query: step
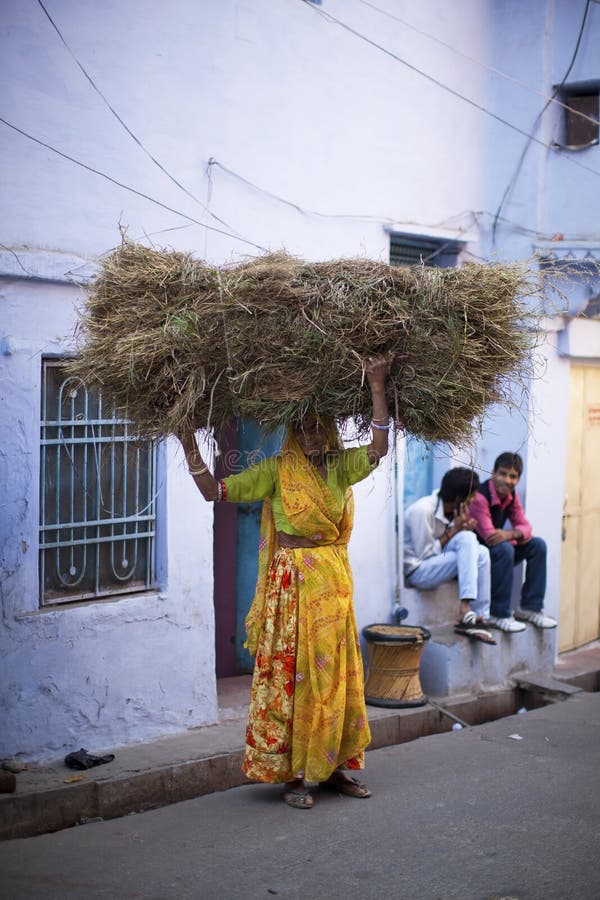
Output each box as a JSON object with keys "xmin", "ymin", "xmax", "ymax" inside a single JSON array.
[
  {"xmin": 401, "ymin": 582, "xmax": 461, "ymax": 627},
  {"xmin": 419, "ymin": 624, "xmax": 557, "ymax": 697}
]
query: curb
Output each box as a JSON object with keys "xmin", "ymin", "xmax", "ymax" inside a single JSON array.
[{"xmin": 0, "ymin": 687, "xmax": 534, "ymax": 841}]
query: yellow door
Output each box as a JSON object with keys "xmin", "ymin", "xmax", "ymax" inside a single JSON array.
[{"xmin": 559, "ymin": 364, "xmax": 600, "ymax": 651}]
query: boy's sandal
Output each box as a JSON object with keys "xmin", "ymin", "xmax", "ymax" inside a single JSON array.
[
  {"xmin": 459, "ymin": 610, "xmax": 484, "ymax": 627},
  {"xmin": 321, "ymin": 773, "xmax": 372, "ymax": 798},
  {"xmin": 282, "ymin": 786, "xmax": 314, "ymax": 809}
]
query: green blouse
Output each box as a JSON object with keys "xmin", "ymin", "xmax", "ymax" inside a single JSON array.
[{"xmin": 222, "ymin": 446, "xmax": 376, "ymax": 535}]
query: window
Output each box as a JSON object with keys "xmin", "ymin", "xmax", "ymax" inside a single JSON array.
[
  {"xmin": 390, "ymin": 233, "xmax": 462, "ymax": 269},
  {"xmin": 39, "ymin": 361, "xmax": 157, "ymax": 605},
  {"xmin": 558, "ymin": 83, "xmax": 599, "ymax": 150}
]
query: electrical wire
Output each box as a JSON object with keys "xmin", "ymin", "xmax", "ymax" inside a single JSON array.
[
  {"xmin": 35, "ymin": 0, "xmax": 247, "ymax": 242},
  {"xmin": 7, "ymin": 2, "xmax": 594, "ymax": 257},
  {"xmin": 298, "ymin": 0, "xmax": 600, "ymax": 182},
  {"xmin": 359, "ymin": 0, "xmax": 599, "ymax": 129},
  {"xmin": 211, "ymin": 158, "xmax": 582, "ymax": 240},
  {"xmin": 0, "ymin": 116, "xmax": 267, "ymax": 252},
  {"xmin": 0, "ymin": 242, "xmax": 31, "ymax": 275},
  {"xmin": 491, "ymin": 0, "xmax": 593, "ymax": 243},
  {"xmin": 2, "ymin": 110, "xmax": 586, "ymax": 264},
  {"xmin": 210, "ymin": 158, "xmax": 396, "ymax": 221}
]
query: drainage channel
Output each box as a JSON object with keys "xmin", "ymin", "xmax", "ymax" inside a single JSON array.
[
  {"xmin": 366, "ymin": 681, "xmax": 553, "ymax": 753},
  {"xmin": 367, "ymin": 669, "xmax": 599, "ymax": 755}
]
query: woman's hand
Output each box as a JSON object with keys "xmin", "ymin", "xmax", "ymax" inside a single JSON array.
[
  {"xmin": 365, "ymin": 354, "xmax": 392, "ymax": 389},
  {"xmin": 365, "ymin": 353, "xmax": 392, "ymax": 462}
]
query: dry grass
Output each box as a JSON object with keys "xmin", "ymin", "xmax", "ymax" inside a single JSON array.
[{"xmin": 69, "ymin": 241, "xmax": 537, "ymax": 443}]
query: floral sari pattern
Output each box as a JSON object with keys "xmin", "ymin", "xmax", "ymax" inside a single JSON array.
[{"xmin": 242, "ymin": 431, "xmax": 371, "ymax": 784}]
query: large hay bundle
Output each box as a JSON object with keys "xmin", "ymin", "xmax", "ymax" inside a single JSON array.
[{"xmin": 70, "ymin": 242, "xmax": 535, "ymax": 443}]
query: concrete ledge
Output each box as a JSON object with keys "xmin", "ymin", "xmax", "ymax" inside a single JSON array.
[
  {"xmin": 420, "ymin": 624, "xmax": 556, "ymax": 696},
  {"xmin": 0, "ymin": 248, "xmax": 96, "ymax": 283},
  {"xmin": 514, "ymin": 672, "xmax": 583, "ymax": 699},
  {"xmin": 401, "ymin": 582, "xmax": 460, "ymax": 627},
  {"xmin": 0, "ymin": 750, "xmax": 249, "ymax": 842}
]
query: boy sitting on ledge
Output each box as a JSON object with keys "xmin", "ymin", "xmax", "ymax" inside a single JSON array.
[
  {"xmin": 469, "ymin": 452, "xmax": 556, "ymax": 633},
  {"xmin": 404, "ymin": 468, "xmax": 494, "ymax": 645}
]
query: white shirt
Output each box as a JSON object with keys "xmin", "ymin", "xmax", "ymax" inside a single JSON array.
[{"xmin": 403, "ymin": 489, "xmax": 451, "ymax": 576}]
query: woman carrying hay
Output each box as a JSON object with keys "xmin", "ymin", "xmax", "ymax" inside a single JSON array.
[{"xmin": 180, "ymin": 355, "xmax": 391, "ymax": 809}]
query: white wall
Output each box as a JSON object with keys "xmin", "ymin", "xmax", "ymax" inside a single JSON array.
[
  {"xmin": 0, "ymin": 0, "xmax": 489, "ymax": 264},
  {"xmin": 0, "ymin": 275, "xmax": 217, "ymax": 761}
]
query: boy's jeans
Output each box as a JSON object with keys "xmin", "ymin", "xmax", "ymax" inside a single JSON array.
[
  {"xmin": 489, "ymin": 537, "xmax": 547, "ymax": 618},
  {"xmin": 407, "ymin": 530, "xmax": 491, "ymax": 620}
]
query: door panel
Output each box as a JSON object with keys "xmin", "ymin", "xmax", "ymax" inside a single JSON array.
[
  {"xmin": 560, "ymin": 365, "xmax": 600, "ymax": 651},
  {"xmin": 235, "ymin": 420, "xmax": 283, "ymax": 673}
]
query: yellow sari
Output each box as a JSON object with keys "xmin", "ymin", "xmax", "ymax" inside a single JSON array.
[{"xmin": 241, "ymin": 431, "xmax": 372, "ymax": 784}]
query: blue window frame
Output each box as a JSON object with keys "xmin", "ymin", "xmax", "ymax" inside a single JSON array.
[{"xmin": 39, "ymin": 360, "xmax": 157, "ymax": 605}]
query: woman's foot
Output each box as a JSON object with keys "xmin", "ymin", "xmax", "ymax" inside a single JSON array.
[
  {"xmin": 282, "ymin": 780, "xmax": 314, "ymax": 809},
  {"xmin": 320, "ymin": 770, "xmax": 372, "ymax": 798}
]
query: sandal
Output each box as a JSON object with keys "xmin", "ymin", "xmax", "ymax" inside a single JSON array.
[
  {"xmin": 64, "ymin": 748, "xmax": 115, "ymax": 770},
  {"xmin": 459, "ymin": 610, "xmax": 485, "ymax": 627},
  {"xmin": 282, "ymin": 785, "xmax": 314, "ymax": 809},
  {"xmin": 454, "ymin": 623, "xmax": 496, "ymax": 644},
  {"xmin": 321, "ymin": 772, "xmax": 372, "ymax": 798}
]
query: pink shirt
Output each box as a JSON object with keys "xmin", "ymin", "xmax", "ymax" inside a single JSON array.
[{"xmin": 469, "ymin": 480, "xmax": 532, "ymax": 543}]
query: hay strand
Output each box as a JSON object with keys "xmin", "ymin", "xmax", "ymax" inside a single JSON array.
[{"xmin": 69, "ymin": 242, "xmax": 536, "ymax": 443}]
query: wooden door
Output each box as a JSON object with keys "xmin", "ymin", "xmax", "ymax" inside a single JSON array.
[
  {"xmin": 559, "ymin": 365, "xmax": 600, "ymax": 651},
  {"xmin": 214, "ymin": 420, "xmax": 283, "ymax": 675}
]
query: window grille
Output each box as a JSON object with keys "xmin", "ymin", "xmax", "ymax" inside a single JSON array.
[
  {"xmin": 39, "ymin": 361, "xmax": 156, "ymax": 605},
  {"xmin": 389, "ymin": 233, "xmax": 461, "ymax": 268}
]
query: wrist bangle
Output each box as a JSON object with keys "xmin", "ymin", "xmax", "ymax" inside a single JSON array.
[{"xmin": 371, "ymin": 420, "xmax": 390, "ymax": 430}]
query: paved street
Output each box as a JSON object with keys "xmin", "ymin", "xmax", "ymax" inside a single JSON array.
[{"xmin": 1, "ymin": 692, "xmax": 599, "ymax": 900}]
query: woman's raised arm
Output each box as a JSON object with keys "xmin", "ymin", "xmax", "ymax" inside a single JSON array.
[
  {"xmin": 365, "ymin": 354, "xmax": 392, "ymax": 463},
  {"xmin": 179, "ymin": 430, "xmax": 219, "ymax": 501}
]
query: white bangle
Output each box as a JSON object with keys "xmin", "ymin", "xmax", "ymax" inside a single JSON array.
[{"xmin": 371, "ymin": 420, "xmax": 390, "ymax": 430}]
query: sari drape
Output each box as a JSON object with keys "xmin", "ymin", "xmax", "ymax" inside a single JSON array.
[{"xmin": 242, "ymin": 431, "xmax": 371, "ymax": 784}]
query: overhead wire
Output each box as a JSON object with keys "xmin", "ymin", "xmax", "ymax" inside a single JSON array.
[
  {"xmin": 211, "ymin": 158, "xmax": 426, "ymax": 223},
  {"xmin": 34, "ymin": 0, "xmax": 247, "ymax": 241},
  {"xmin": 298, "ymin": 0, "xmax": 600, "ymax": 182},
  {"xmin": 0, "ymin": 242, "xmax": 32, "ymax": 275},
  {"xmin": 0, "ymin": 116, "xmax": 267, "ymax": 252},
  {"xmin": 6, "ymin": 2, "xmax": 593, "ymax": 258},
  {"xmin": 359, "ymin": 0, "xmax": 599, "ymax": 129},
  {"xmin": 2, "ymin": 106, "xmax": 554, "ymax": 262},
  {"xmin": 210, "ymin": 158, "xmax": 579, "ymax": 240},
  {"xmin": 491, "ymin": 0, "xmax": 593, "ymax": 243}
]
